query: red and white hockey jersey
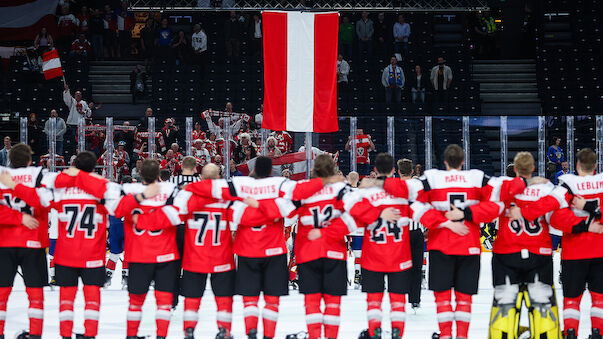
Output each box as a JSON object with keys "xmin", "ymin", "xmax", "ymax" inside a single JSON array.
[
  {"xmin": 294, "ymin": 182, "xmax": 358, "ymax": 264},
  {"xmin": 352, "ymin": 134, "xmax": 372, "ymax": 165},
  {"xmin": 347, "ymin": 186, "xmax": 416, "ymax": 272},
  {"xmin": 0, "ymin": 166, "xmax": 50, "ymax": 249},
  {"xmin": 521, "ymin": 173, "xmax": 603, "ymax": 260},
  {"xmin": 185, "ymin": 176, "xmax": 325, "ymax": 258},
  {"xmin": 272, "ymin": 131, "xmax": 293, "ymax": 154},
  {"xmin": 384, "ymin": 169, "xmax": 493, "ymax": 256}
]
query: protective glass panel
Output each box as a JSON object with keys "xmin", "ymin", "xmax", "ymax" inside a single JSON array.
[{"xmin": 507, "ymin": 116, "xmax": 540, "ymax": 176}]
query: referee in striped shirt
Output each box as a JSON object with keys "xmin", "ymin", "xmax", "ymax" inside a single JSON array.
[
  {"xmin": 169, "ymin": 156, "xmax": 201, "ymax": 188},
  {"xmin": 397, "ymin": 158, "xmax": 425, "ymax": 310}
]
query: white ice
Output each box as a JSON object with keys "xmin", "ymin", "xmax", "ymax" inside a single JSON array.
[{"xmin": 3, "ymin": 252, "xmax": 596, "ymax": 338}]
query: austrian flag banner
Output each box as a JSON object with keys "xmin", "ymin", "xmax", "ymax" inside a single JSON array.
[
  {"xmin": 262, "ymin": 11, "xmax": 339, "ymax": 133},
  {"xmin": 42, "ymin": 50, "xmax": 63, "ymax": 80}
]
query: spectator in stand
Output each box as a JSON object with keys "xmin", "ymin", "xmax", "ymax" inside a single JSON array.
[
  {"xmin": 138, "ymin": 107, "xmax": 153, "ymax": 131},
  {"xmin": 193, "ymin": 139, "xmax": 211, "ymax": 165},
  {"xmin": 131, "ymin": 158, "xmax": 143, "ymax": 181},
  {"xmin": 161, "ymin": 118, "xmax": 180, "ymax": 148},
  {"xmin": 172, "ymin": 30, "xmax": 191, "ymax": 65},
  {"xmin": 70, "ymin": 33, "xmax": 91, "ymax": 58},
  {"xmin": 76, "ymin": 5, "xmax": 90, "ymax": 35},
  {"xmin": 430, "ymin": 56, "xmax": 453, "ymax": 104},
  {"xmin": 155, "ymin": 18, "xmax": 172, "ymax": 61},
  {"xmin": 170, "ymin": 143, "xmax": 184, "ymax": 162},
  {"xmin": 114, "ymin": 1, "xmax": 134, "ymax": 58},
  {"xmin": 344, "ymin": 129, "xmax": 375, "ymax": 175},
  {"xmin": 43, "ymin": 109, "xmax": 67, "ymax": 156},
  {"xmin": 337, "ymin": 54, "xmax": 350, "ymax": 103},
  {"xmin": 57, "ymin": 4, "xmax": 78, "ymax": 52},
  {"xmin": 0, "ymin": 137, "xmax": 11, "ymax": 166},
  {"xmin": 191, "ymin": 23, "xmax": 207, "ymax": 74},
  {"xmin": 414, "ymin": 163, "xmax": 423, "ymax": 177},
  {"xmin": 213, "ymin": 154, "xmax": 224, "ymax": 174},
  {"xmin": 160, "ymin": 150, "xmax": 181, "ymax": 176},
  {"xmin": 381, "ymin": 56, "xmax": 405, "ymax": 104},
  {"xmin": 130, "ymin": 64, "xmax": 148, "ymax": 104},
  {"xmin": 102, "ymin": 5, "xmax": 117, "ymax": 58},
  {"xmin": 553, "ymin": 161, "xmax": 569, "ymax": 185},
  {"xmin": 254, "ymin": 104, "xmax": 263, "ymax": 129},
  {"xmin": 266, "ymin": 136, "xmax": 282, "ymax": 158},
  {"xmin": 356, "ymin": 11, "xmax": 374, "ymax": 60},
  {"xmin": 33, "ymin": 27, "xmax": 54, "ymax": 54},
  {"xmin": 338, "ymin": 16, "xmax": 354, "ymax": 60},
  {"xmin": 224, "ymin": 11, "xmax": 241, "ymax": 59},
  {"xmin": 409, "ymin": 65, "xmax": 429, "ymax": 103},
  {"xmin": 89, "ymin": 8, "xmax": 104, "ymax": 60},
  {"xmin": 230, "ymin": 159, "xmax": 243, "ymax": 176},
  {"xmin": 393, "ymin": 14, "xmax": 411, "ymax": 59},
  {"xmin": 234, "ymin": 133, "xmax": 257, "ymax": 164},
  {"xmin": 140, "ymin": 18, "xmax": 156, "ymax": 68},
  {"xmin": 547, "ymin": 136, "xmax": 565, "ymax": 172},
  {"xmin": 63, "ymin": 82, "xmax": 92, "ymax": 154},
  {"xmin": 192, "ymin": 121, "xmax": 206, "ymax": 141},
  {"xmin": 115, "ymin": 121, "xmax": 135, "ymax": 154},
  {"xmin": 28, "ymin": 113, "xmax": 43, "ymax": 162},
  {"xmin": 116, "ymin": 141, "xmax": 130, "ymax": 166},
  {"xmin": 271, "ymin": 130, "xmax": 292, "ymax": 154},
  {"xmin": 250, "ymin": 14, "xmax": 262, "ymax": 57},
  {"xmin": 373, "ymin": 12, "xmax": 390, "ymax": 62}
]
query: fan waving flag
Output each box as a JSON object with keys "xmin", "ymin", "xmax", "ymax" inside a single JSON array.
[
  {"xmin": 262, "ymin": 11, "xmax": 339, "ymax": 133},
  {"xmin": 42, "ymin": 49, "xmax": 63, "ymax": 80}
]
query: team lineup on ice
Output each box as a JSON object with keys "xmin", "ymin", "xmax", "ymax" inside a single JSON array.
[{"xmin": 1, "ymin": 143, "xmax": 603, "ymax": 339}]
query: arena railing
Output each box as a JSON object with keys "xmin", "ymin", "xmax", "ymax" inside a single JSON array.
[{"xmin": 25, "ymin": 115, "xmax": 603, "ymax": 180}]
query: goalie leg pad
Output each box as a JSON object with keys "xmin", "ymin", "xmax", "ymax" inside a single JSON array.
[
  {"xmin": 488, "ymin": 282, "xmax": 520, "ymax": 339},
  {"xmin": 526, "ymin": 280, "xmax": 561, "ymax": 339}
]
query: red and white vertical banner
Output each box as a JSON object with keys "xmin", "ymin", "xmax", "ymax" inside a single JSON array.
[
  {"xmin": 262, "ymin": 11, "xmax": 339, "ymax": 133},
  {"xmin": 0, "ymin": 0, "xmax": 59, "ymax": 41}
]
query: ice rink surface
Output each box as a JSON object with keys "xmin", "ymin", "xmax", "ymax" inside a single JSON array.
[{"xmin": 3, "ymin": 252, "xmax": 596, "ymax": 338}]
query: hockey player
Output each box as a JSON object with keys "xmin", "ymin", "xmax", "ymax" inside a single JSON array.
[
  {"xmin": 347, "ymin": 153, "xmax": 422, "ymax": 339},
  {"xmin": 366, "ymin": 144, "xmax": 515, "ymax": 339},
  {"xmin": 444, "ymin": 152, "xmax": 561, "ymax": 338},
  {"xmin": 510, "ymin": 148, "xmax": 603, "ymax": 339},
  {"xmin": 0, "ymin": 143, "xmax": 52, "ymax": 339},
  {"xmin": 0, "ymin": 151, "xmax": 159, "ymax": 339},
  {"xmin": 346, "ymin": 171, "xmax": 364, "ymax": 289},
  {"xmin": 185, "ymin": 156, "xmax": 343, "ymax": 339}
]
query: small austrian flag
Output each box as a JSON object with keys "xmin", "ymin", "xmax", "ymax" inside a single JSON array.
[{"xmin": 42, "ymin": 49, "xmax": 63, "ymax": 80}]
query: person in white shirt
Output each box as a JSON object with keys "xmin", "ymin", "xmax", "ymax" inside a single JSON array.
[
  {"xmin": 191, "ymin": 23, "xmax": 207, "ymax": 72},
  {"xmin": 43, "ymin": 109, "xmax": 67, "ymax": 156},
  {"xmin": 203, "ymin": 102, "xmax": 242, "ymax": 138},
  {"xmin": 63, "ymin": 83, "xmax": 91, "ymax": 154},
  {"xmin": 251, "ymin": 14, "xmax": 262, "ymax": 56},
  {"xmin": 381, "ymin": 56, "xmax": 405, "ymax": 104},
  {"xmin": 430, "ymin": 56, "xmax": 453, "ymax": 104},
  {"xmin": 337, "ymin": 54, "xmax": 350, "ymax": 104}
]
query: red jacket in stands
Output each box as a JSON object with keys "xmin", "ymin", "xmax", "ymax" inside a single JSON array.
[
  {"xmin": 272, "ymin": 131, "xmax": 292, "ymax": 154},
  {"xmin": 0, "ymin": 166, "xmax": 50, "ymax": 248},
  {"xmin": 13, "ymin": 172, "xmax": 128, "ymax": 268},
  {"xmin": 347, "ymin": 186, "xmax": 415, "ymax": 272},
  {"xmin": 384, "ymin": 169, "xmax": 493, "ymax": 256},
  {"xmin": 173, "ymin": 191, "xmax": 295, "ymax": 273},
  {"xmin": 294, "ymin": 182, "xmax": 358, "ymax": 264},
  {"xmin": 521, "ymin": 173, "xmax": 603, "ymax": 260},
  {"xmin": 185, "ymin": 176, "xmax": 325, "ymax": 258},
  {"xmin": 352, "ymin": 134, "xmax": 372, "ymax": 165}
]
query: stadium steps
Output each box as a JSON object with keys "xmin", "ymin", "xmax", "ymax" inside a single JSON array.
[
  {"xmin": 89, "ymin": 60, "xmax": 151, "ymax": 104},
  {"xmin": 472, "ymin": 59, "xmax": 541, "ymax": 106}
]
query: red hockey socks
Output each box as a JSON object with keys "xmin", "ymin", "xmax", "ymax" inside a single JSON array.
[
  {"xmin": 127, "ymin": 293, "xmax": 147, "ymax": 337},
  {"xmin": 215, "ymin": 296, "xmax": 233, "ymax": 333},
  {"xmin": 83, "ymin": 285, "xmax": 101, "ymax": 337},
  {"xmin": 323, "ymin": 294, "xmax": 341, "ymax": 339},
  {"xmin": 263, "ymin": 295, "xmax": 279, "ymax": 338},
  {"xmin": 454, "ymin": 291, "xmax": 472, "ymax": 338},
  {"xmin": 0, "ymin": 287, "xmax": 12, "ymax": 335},
  {"xmin": 242, "ymin": 295, "xmax": 260, "ymax": 335},
  {"xmin": 183, "ymin": 297, "xmax": 201, "ymax": 332},
  {"xmin": 564, "ymin": 294, "xmax": 583, "ymax": 336},
  {"xmin": 366, "ymin": 292, "xmax": 383, "ymax": 336},
  {"xmin": 592, "ymin": 292, "xmax": 603, "ymax": 332},
  {"xmin": 59, "ymin": 286, "xmax": 77, "ymax": 337},
  {"xmin": 304, "ymin": 293, "xmax": 322, "ymax": 339},
  {"xmin": 434, "ymin": 290, "xmax": 453, "ymax": 339},
  {"xmin": 155, "ymin": 290, "xmax": 173, "ymax": 337},
  {"xmin": 26, "ymin": 287, "xmax": 44, "ymax": 336},
  {"xmin": 389, "ymin": 293, "xmax": 406, "ymax": 336}
]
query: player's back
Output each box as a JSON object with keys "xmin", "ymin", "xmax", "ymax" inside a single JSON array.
[
  {"xmin": 357, "ymin": 186, "xmax": 413, "ymax": 272},
  {"xmin": 417, "ymin": 168, "xmax": 487, "ymax": 255},
  {"xmin": 295, "ymin": 181, "xmax": 352, "ymax": 263},
  {"xmin": 121, "ymin": 181, "xmax": 180, "ymax": 263},
  {"xmin": 556, "ymin": 173, "xmax": 603, "ymax": 259},
  {"xmin": 0, "ymin": 166, "xmax": 49, "ymax": 248},
  {"xmin": 492, "ymin": 178, "xmax": 555, "ymax": 255}
]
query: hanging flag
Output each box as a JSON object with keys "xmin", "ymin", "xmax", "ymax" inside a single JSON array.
[
  {"xmin": 42, "ymin": 49, "xmax": 63, "ymax": 80},
  {"xmin": 262, "ymin": 11, "xmax": 339, "ymax": 133},
  {"xmin": 0, "ymin": 0, "xmax": 59, "ymax": 41},
  {"xmin": 237, "ymin": 149, "xmax": 340, "ymax": 180}
]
